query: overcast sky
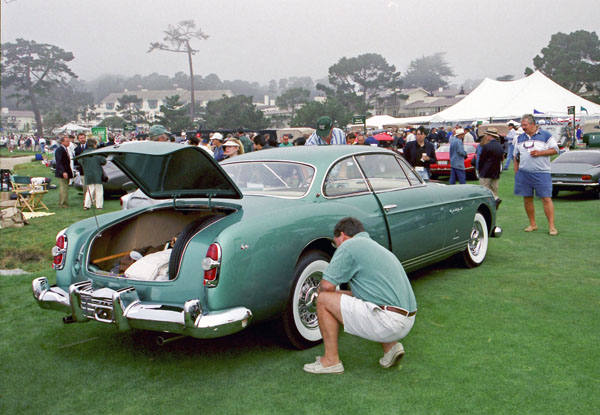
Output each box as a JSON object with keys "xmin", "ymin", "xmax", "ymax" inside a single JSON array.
[{"xmin": 2, "ymin": 0, "xmax": 599, "ymax": 87}]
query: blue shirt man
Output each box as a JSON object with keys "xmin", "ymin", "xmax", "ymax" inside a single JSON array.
[
  {"xmin": 449, "ymin": 128, "xmax": 467, "ymax": 184},
  {"xmin": 305, "ymin": 116, "xmax": 346, "ymax": 146},
  {"xmin": 513, "ymin": 114, "xmax": 559, "ymax": 235}
]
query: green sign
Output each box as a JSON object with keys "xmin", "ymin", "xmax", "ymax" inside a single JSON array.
[
  {"xmin": 124, "ymin": 124, "xmax": 136, "ymax": 132},
  {"xmin": 91, "ymin": 127, "xmax": 107, "ymax": 143},
  {"xmin": 352, "ymin": 115, "xmax": 366, "ymax": 125},
  {"xmin": 567, "ymin": 106, "xmax": 575, "ymax": 115}
]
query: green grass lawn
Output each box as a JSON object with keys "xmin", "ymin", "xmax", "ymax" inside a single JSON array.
[
  {"xmin": 0, "ymin": 147, "xmax": 42, "ymax": 158},
  {"xmin": 1, "ymin": 161, "xmax": 599, "ymax": 414}
]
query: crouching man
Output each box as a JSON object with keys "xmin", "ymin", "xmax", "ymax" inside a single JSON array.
[{"xmin": 304, "ymin": 217, "xmax": 417, "ymax": 374}]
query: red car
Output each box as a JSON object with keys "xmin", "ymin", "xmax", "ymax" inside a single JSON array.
[{"xmin": 430, "ymin": 143, "xmax": 479, "ymax": 180}]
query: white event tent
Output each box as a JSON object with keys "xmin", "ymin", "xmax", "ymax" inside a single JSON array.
[
  {"xmin": 429, "ymin": 71, "xmax": 600, "ymax": 123},
  {"xmin": 370, "ymin": 71, "xmax": 600, "ymax": 126}
]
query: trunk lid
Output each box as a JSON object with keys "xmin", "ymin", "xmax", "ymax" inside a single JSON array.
[{"xmin": 75, "ymin": 142, "xmax": 243, "ymax": 200}]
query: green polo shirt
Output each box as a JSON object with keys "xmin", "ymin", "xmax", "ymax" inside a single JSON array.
[{"xmin": 324, "ymin": 232, "xmax": 417, "ymax": 311}]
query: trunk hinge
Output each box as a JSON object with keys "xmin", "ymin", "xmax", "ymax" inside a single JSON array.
[{"xmin": 172, "ymin": 193, "xmax": 180, "ymax": 210}]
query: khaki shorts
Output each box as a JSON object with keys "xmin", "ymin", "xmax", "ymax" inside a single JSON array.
[{"xmin": 340, "ymin": 294, "xmax": 415, "ymax": 343}]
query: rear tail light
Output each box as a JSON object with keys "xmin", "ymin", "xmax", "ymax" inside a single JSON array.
[
  {"xmin": 52, "ymin": 229, "xmax": 68, "ymax": 270},
  {"xmin": 581, "ymin": 175, "xmax": 592, "ymax": 181},
  {"xmin": 201, "ymin": 243, "xmax": 221, "ymax": 287}
]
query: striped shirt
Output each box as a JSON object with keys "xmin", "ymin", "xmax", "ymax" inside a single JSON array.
[{"xmin": 305, "ymin": 127, "xmax": 347, "ymax": 146}]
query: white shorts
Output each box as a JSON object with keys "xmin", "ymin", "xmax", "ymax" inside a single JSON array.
[{"xmin": 340, "ymin": 294, "xmax": 415, "ymax": 343}]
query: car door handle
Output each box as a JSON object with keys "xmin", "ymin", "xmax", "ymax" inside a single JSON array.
[{"xmin": 383, "ymin": 204, "xmax": 397, "ymax": 212}]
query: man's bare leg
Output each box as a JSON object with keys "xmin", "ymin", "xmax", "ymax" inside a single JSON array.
[
  {"xmin": 381, "ymin": 341, "xmax": 398, "ymax": 354},
  {"xmin": 316, "ymin": 292, "xmax": 345, "ymax": 367},
  {"xmin": 542, "ymin": 197, "xmax": 556, "ymax": 232},
  {"xmin": 524, "ymin": 196, "xmax": 537, "ymax": 229}
]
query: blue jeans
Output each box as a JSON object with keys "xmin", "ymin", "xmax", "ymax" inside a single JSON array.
[
  {"xmin": 449, "ymin": 168, "xmax": 466, "ymax": 184},
  {"xmin": 504, "ymin": 143, "xmax": 514, "ymax": 170},
  {"xmin": 417, "ymin": 168, "xmax": 430, "ymax": 181}
]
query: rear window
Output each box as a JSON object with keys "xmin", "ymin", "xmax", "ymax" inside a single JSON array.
[{"xmin": 553, "ymin": 152, "xmax": 600, "ymax": 165}]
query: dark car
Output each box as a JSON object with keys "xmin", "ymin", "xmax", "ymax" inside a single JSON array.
[
  {"xmin": 74, "ymin": 160, "xmax": 132, "ymax": 197},
  {"xmin": 551, "ymin": 150, "xmax": 600, "ymax": 198}
]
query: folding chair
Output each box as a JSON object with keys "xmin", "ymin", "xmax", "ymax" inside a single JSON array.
[{"xmin": 10, "ymin": 176, "xmax": 49, "ymax": 212}]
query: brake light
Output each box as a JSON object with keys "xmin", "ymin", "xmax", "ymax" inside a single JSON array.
[
  {"xmin": 201, "ymin": 243, "xmax": 221, "ymax": 287},
  {"xmin": 52, "ymin": 229, "xmax": 68, "ymax": 270},
  {"xmin": 581, "ymin": 175, "xmax": 592, "ymax": 181}
]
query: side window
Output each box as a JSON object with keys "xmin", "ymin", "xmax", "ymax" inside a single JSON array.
[
  {"xmin": 396, "ymin": 156, "xmax": 423, "ymax": 186},
  {"xmin": 324, "ymin": 157, "xmax": 369, "ymax": 197},
  {"xmin": 356, "ymin": 154, "xmax": 411, "ymax": 191}
]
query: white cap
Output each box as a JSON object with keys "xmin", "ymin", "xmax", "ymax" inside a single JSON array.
[
  {"xmin": 211, "ymin": 133, "xmax": 224, "ymax": 141},
  {"xmin": 455, "ymin": 128, "xmax": 465, "ymax": 136}
]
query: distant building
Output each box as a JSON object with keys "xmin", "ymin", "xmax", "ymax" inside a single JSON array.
[
  {"xmin": 93, "ymin": 89, "xmax": 234, "ymax": 122},
  {"xmin": 1, "ymin": 108, "xmax": 36, "ymax": 132},
  {"xmin": 374, "ymin": 87, "xmax": 469, "ymax": 118}
]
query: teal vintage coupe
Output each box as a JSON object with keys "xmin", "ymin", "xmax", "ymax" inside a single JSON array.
[{"xmin": 33, "ymin": 142, "xmax": 501, "ymax": 349}]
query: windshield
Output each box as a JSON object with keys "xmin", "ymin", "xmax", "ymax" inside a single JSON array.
[
  {"xmin": 222, "ymin": 161, "xmax": 315, "ymax": 198},
  {"xmin": 553, "ymin": 152, "xmax": 600, "ymax": 165}
]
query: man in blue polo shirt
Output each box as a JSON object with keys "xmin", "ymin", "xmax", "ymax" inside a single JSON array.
[
  {"xmin": 303, "ymin": 217, "xmax": 417, "ymax": 374},
  {"xmin": 514, "ymin": 114, "xmax": 559, "ymax": 235},
  {"xmin": 305, "ymin": 116, "xmax": 346, "ymax": 146}
]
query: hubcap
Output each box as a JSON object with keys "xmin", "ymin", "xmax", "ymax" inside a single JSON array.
[
  {"xmin": 298, "ymin": 274, "xmax": 321, "ymax": 329},
  {"xmin": 469, "ymin": 222, "xmax": 483, "ymax": 256}
]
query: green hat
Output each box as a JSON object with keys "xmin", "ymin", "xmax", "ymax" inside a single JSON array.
[
  {"xmin": 316, "ymin": 116, "xmax": 333, "ymax": 137},
  {"xmin": 149, "ymin": 124, "xmax": 170, "ymax": 138}
]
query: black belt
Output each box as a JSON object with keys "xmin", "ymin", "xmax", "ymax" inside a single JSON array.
[{"xmin": 379, "ymin": 305, "xmax": 416, "ymax": 317}]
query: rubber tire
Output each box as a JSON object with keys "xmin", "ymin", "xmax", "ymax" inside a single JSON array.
[
  {"xmin": 552, "ymin": 188, "xmax": 559, "ymax": 198},
  {"xmin": 460, "ymin": 212, "xmax": 489, "ymax": 268},
  {"xmin": 168, "ymin": 216, "xmax": 220, "ymax": 279},
  {"xmin": 279, "ymin": 251, "xmax": 330, "ymax": 349}
]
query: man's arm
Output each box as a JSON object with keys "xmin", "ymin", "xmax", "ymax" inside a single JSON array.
[{"xmin": 319, "ymin": 279, "xmax": 353, "ymax": 296}]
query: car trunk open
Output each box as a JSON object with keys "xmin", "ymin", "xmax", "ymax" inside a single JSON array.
[{"xmin": 87, "ymin": 206, "xmax": 234, "ymax": 280}]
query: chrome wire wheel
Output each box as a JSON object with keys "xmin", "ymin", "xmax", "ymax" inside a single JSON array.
[{"xmin": 462, "ymin": 212, "xmax": 488, "ymax": 268}]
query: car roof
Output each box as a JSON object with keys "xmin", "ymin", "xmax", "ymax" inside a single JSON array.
[{"xmin": 223, "ymin": 145, "xmax": 392, "ymax": 165}]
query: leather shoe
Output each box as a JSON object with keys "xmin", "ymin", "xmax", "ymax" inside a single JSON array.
[
  {"xmin": 303, "ymin": 357, "xmax": 344, "ymax": 374},
  {"xmin": 379, "ymin": 343, "xmax": 405, "ymax": 368}
]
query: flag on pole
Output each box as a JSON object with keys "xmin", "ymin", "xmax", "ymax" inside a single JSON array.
[
  {"xmin": 533, "ymin": 109, "xmax": 544, "ymax": 114},
  {"xmin": 580, "ymin": 106, "xmax": 588, "ymax": 114}
]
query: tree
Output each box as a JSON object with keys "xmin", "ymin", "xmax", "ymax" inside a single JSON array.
[
  {"xmin": 496, "ymin": 75, "xmax": 514, "ymax": 81},
  {"xmin": 403, "ymin": 52, "xmax": 455, "ymax": 92},
  {"xmin": 276, "ymin": 88, "xmax": 311, "ymax": 120},
  {"xmin": 1, "ymin": 38, "xmax": 77, "ymax": 137},
  {"xmin": 325, "ymin": 53, "xmax": 403, "ymax": 107},
  {"xmin": 116, "ymin": 94, "xmax": 143, "ymax": 122},
  {"xmin": 42, "ymin": 111, "xmax": 67, "ymax": 132},
  {"xmin": 149, "ymin": 20, "xmax": 209, "ymax": 122},
  {"xmin": 205, "ymin": 95, "xmax": 268, "ymax": 130},
  {"xmin": 291, "ymin": 98, "xmax": 353, "ymax": 129},
  {"xmin": 525, "ymin": 30, "xmax": 600, "ymax": 93},
  {"xmin": 98, "ymin": 116, "xmax": 127, "ymax": 129},
  {"xmin": 156, "ymin": 95, "xmax": 191, "ymax": 131}
]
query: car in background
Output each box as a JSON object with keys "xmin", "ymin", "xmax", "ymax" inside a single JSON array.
[
  {"xmin": 582, "ymin": 121, "xmax": 600, "ymax": 148},
  {"xmin": 551, "ymin": 150, "xmax": 600, "ymax": 198},
  {"xmin": 74, "ymin": 160, "xmax": 131, "ymax": 197},
  {"xmin": 430, "ymin": 143, "xmax": 480, "ymax": 180},
  {"xmin": 33, "ymin": 143, "xmax": 500, "ymax": 350}
]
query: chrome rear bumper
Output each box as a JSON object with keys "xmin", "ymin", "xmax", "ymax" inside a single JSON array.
[{"xmin": 32, "ymin": 277, "xmax": 252, "ymax": 339}]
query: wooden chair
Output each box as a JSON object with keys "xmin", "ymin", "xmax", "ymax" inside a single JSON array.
[{"xmin": 11, "ymin": 176, "xmax": 49, "ymax": 212}]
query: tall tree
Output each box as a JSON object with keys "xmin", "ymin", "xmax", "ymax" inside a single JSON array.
[
  {"xmin": 149, "ymin": 20, "xmax": 209, "ymax": 123},
  {"xmin": 325, "ymin": 53, "xmax": 403, "ymax": 107},
  {"xmin": 291, "ymin": 98, "xmax": 353, "ymax": 129},
  {"xmin": 525, "ymin": 30, "xmax": 600, "ymax": 93},
  {"xmin": 276, "ymin": 87, "xmax": 311, "ymax": 120},
  {"xmin": 205, "ymin": 95, "xmax": 268, "ymax": 130},
  {"xmin": 156, "ymin": 95, "xmax": 191, "ymax": 131},
  {"xmin": 496, "ymin": 75, "xmax": 514, "ymax": 81},
  {"xmin": 403, "ymin": 52, "xmax": 455, "ymax": 92},
  {"xmin": 1, "ymin": 38, "xmax": 77, "ymax": 137}
]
